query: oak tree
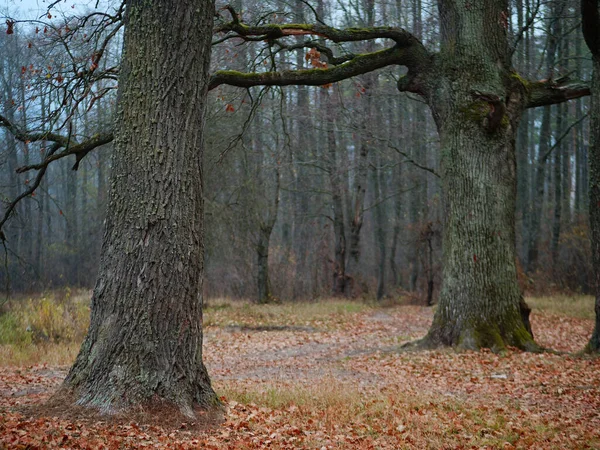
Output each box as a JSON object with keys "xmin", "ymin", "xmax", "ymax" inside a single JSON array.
[
  {"xmin": 210, "ymin": 1, "xmax": 588, "ymax": 350},
  {"xmin": 60, "ymin": 0, "xmax": 219, "ymax": 416}
]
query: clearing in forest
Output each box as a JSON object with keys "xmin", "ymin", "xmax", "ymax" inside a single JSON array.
[{"xmin": 0, "ymin": 295, "xmax": 599, "ymax": 449}]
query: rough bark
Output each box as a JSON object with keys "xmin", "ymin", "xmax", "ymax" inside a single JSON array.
[
  {"xmin": 421, "ymin": 1, "xmax": 537, "ymax": 351},
  {"xmin": 581, "ymin": 0, "xmax": 600, "ymax": 352},
  {"xmin": 61, "ymin": 0, "xmax": 218, "ymax": 416}
]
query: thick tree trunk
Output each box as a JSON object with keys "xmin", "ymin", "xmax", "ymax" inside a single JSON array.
[
  {"xmin": 422, "ymin": 1, "xmax": 536, "ymax": 351},
  {"xmin": 580, "ymin": 0, "xmax": 600, "ymax": 352},
  {"xmin": 587, "ymin": 56, "xmax": 600, "ymax": 352},
  {"xmin": 61, "ymin": 0, "xmax": 218, "ymax": 416},
  {"xmin": 425, "ymin": 111, "xmax": 535, "ymax": 350}
]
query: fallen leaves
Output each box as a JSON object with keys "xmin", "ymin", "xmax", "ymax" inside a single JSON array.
[{"xmin": 1, "ymin": 302, "xmax": 599, "ymax": 448}]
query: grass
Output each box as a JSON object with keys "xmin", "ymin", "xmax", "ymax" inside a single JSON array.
[
  {"xmin": 215, "ymin": 379, "xmax": 560, "ymax": 448},
  {"xmin": 526, "ymin": 294, "xmax": 595, "ymax": 319},
  {"xmin": 0, "ymin": 291, "xmax": 595, "ymax": 367},
  {"xmin": 0, "ymin": 288, "xmax": 90, "ymax": 367},
  {"xmin": 203, "ymin": 298, "xmax": 371, "ymax": 329},
  {"xmin": 0, "ymin": 293, "xmax": 372, "ymax": 367}
]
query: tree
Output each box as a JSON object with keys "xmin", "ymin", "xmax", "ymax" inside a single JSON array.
[
  {"xmin": 581, "ymin": 0, "xmax": 600, "ymax": 352},
  {"xmin": 58, "ymin": 0, "xmax": 219, "ymax": 416},
  {"xmin": 211, "ymin": 1, "xmax": 588, "ymax": 350},
  {"xmin": 1, "ymin": 2, "xmax": 594, "ymax": 400}
]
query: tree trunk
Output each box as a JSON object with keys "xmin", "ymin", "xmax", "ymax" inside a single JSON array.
[
  {"xmin": 256, "ymin": 226, "xmax": 272, "ymax": 304},
  {"xmin": 373, "ymin": 153, "xmax": 386, "ymax": 301},
  {"xmin": 61, "ymin": 0, "xmax": 218, "ymax": 417},
  {"xmin": 527, "ymin": 104, "xmax": 552, "ymax": 273},
  {"xmin": 587, "ymin": 56, "xmax": 600, "ymax": 352},
  {"xmin": 346, "ymin": 76, "xmax": 372, "ymax": 280},
  {"xmin": 256, "ymin": 135, "xmax": 280, "ymax": 304},
  {"xmin": 526, "ymin": 1, "xmax": 564, "ymax": 272},
  {"xmin": 422, "ymin": 1, "xmax": 536, "ymax": 351},
  {"xmin": 582, "ymin": 0, "xmax": 600, "ymax": 351},
  {"xmin": 551, "ymin": 105, "xmax": 564, "ymax": 276},
  {"xmin": 325, "ymin": 90, "xmax": 348, "ymax": 296}
]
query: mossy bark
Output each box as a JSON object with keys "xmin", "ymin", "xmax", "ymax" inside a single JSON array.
[
  {"xmin": 61, "ymin": 0, "xmax": 219, "ymax": 416},
  {"xmin": 419, "ymin": 1, "xmax": 537, "ymax": 352}
]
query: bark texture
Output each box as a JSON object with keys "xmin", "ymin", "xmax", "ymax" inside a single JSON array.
[
  {"xmin": 422, "ymin": 1, "xmax": 536, "ymax": 351},
  {"xmin": 581, "ymin": 0, "xmax": 600, "ymax": 352},
  {"xmin": 589, "ymin": 57, "xmax": 600, "ymax": 352},
  {"xmin": 61, "ymin": 0, "xmax": 218, "ymax": 416}
]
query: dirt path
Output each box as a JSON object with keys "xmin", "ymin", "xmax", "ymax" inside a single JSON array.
[
  {"xmin": 205, "ymin": 307, "xmax": 432, "ymax": 386},
  {"xmin": 1, "ymin": 305, "xmax": 599, "ymax": 449}
]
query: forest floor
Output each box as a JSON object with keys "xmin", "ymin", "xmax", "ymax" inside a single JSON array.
[{"xmin": 0, "ymin": 294, "xmax": 599, "ymax": 449}]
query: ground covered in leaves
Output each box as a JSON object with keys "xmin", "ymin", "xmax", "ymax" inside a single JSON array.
[{"xmin": 1, "ymin": 297, "xmax": 599, "ymax": 449}]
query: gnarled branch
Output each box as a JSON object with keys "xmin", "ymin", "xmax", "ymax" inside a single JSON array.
[
  {"xmin": 211, "ymin": 6, "xmax": 430, "ymax": 93},
  {"xmin": 210, "ymin": 45, "xmax": 429, "ymax": 92},
  {"xmin": 525, "ymin": 79, "xmax": 590, "ymax": 108}
]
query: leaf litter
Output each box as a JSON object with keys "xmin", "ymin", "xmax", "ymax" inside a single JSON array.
[{"xmin": 1, "ymin": 303, "xmax": 599, "ymax": 449}]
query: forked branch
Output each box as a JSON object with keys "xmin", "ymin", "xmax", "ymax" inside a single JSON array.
[{"xmin": 211, "ymin": 5, "xmax": 430, "ymax": 93}]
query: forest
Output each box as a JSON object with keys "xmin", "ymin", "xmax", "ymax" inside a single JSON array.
[{"xmin": 1, "ymin": 0, "xmax": 600, "ymax": 448}]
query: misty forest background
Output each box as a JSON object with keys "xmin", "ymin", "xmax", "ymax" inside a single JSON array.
[{"xmin": 0, "ymin": 0, "xmax": 592, "ymax": 303}]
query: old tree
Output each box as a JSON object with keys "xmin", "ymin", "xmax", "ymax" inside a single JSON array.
[
  {"xmin": 61, "ymin": 0, "xmax": 219, "ymax": 415},
  {"xmin": 0, "ymin": 0, "xmax": 594, "ymax": 415},
  {"xmin": 212, "ymin": 1, "xmax": 588, "ymax": 351}
]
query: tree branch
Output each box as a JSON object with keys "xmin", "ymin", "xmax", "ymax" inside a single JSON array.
[
  {"xmin": 17, "ymin": 132, "xmax": 114, "ymax": 173},
  {"xmin": 0, "ymin": 113, "xmax": 113, "ymax": 171},
  {"xmin": 215, "ymin": 20, "xmax": 423, "ymax": 47},
  {"xmin": 0, "ymin": 114, "xmax": 69, "ymax": 147},
  {"xmin": 525, "ymin": 78, "xmax": 590, "ymax": 108},
  {"xmin": 0, "ymin": 143, "xmax": 60, "ymax": 232},
  {"xmin": 209, "ymin": 45, "xmax": 428, "ymax": 91},
  {"xmin": 211, "ymin": 7, "xmax": 430, "ymax": 92}
]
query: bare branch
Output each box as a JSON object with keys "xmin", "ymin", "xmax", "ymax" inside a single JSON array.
[
  {"xmin": 17, "ymin": 132, "xmax": 114, "ymax": 173},
  {"xmin": 525, "ymin": 78, "xmax": 590, "ymax": 108},
  {"xmin": 0, "ymin": 143, "xmax": 60, "ymax": 232},
  {"xmin": 210, "ymin": 45, "xmax": 429, "ymax": 91}
]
